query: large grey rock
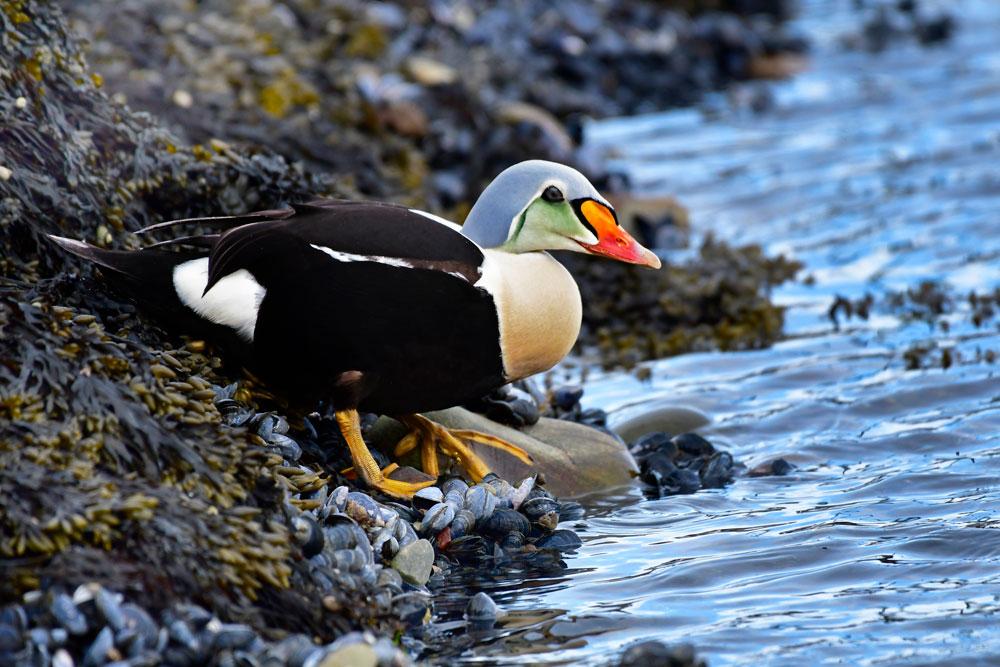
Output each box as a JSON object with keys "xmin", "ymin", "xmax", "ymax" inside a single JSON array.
[
  {"xmin": 371, "ymin": 408, "xmax": 637, "ymax": 497},
  {"xmin": 611, "ymin": 404, "xmax": 711, "ymax": 444}
]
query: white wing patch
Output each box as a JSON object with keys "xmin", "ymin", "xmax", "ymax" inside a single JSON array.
[
  {"xmin": 408, "ymin": 208, "xmax": 464, "ymax": 232},
  {"xmin": 172, "ymin": 258, "xmax": 266, "ymax": 342},
  {"xmin": 310, "ymin": 244, "xmax": 415, "ymax": 269}
]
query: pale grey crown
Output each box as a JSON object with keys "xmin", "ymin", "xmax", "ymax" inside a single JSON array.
[{"xmin": 460, "ymin": 160, "xmax": 610, "ymax": 248}]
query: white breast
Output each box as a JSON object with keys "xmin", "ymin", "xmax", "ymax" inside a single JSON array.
[
  {"xmin": 475, "ymin": 250, "xmax": 582, "ymax": 381},
  {"xmin": 172, "ymin": 258, "xmax": 266, "ymax": 342}
]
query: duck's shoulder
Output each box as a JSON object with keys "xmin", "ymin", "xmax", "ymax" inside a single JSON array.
[
  {"xmin": 204, "ymin": 200, "xmax": 484, "ymax": 292},
  {"xmin": 284, "ymin": 199, "xmax": 480, "ymax": 264}
]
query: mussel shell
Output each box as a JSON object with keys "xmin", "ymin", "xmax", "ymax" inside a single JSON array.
[
  {"xmin": 93, "ymin": 588, "xmax": 125, "ymax": 633},
  {"xmin": 463, "ymin": 485, "xmax": 497, "ymax": 520},
  {"xmin": 443, "ymin": 489, "xmax": 465, "ymax": 513},
  {"xmin": 449, "ymin": 509, "xmax": 476, "ymax": 539},
  {"xmin": 440, "ymin": 477, "xmax": 469, "ymax": 497},
  {"xmin": 519, "ymin": 496, "xmax": 558, "ymax": 520},
  {"xmin": 479, "ymin": 508, "xmax": 530, "ymax": 538},
  {"xmin": 534, "ymin": 529, "xmax": 582, "ymax": 552},
  {"xmin": 700, "ymin": 451, "xmax": 735, "ymax": 488},
  {"xmin": 672, "ymin": 432, "xmax": 715, "ymax": 457},
  {"xmin": 119, "ymin": 603, "xmax": 158, "ymax": 649},
  {"xmin": 500, "ymin": 530, "xmax": 525, "ymax": 550},
  {"xmin": 510, "ymin": 476, "xmax": 536, "ymax": 509},
  {"xmin": 394, "ymin": 518, "xmax": 419, "ymax": 547},
  {"xmin": 380, "ymin": 536, "xmax": 400, "ymax": 561},
  {"xmin": 266, "ymin": 433, "xmax": 302, "ymax": 462},
  {"xmin": 344, "ymin": 492, "xmax": 382, "ymax": 526},
  {"xmin": 0, "ymin": 604, "xmax": 27, "ymax": 634},
  {"xmin": 293, "ymin": 515, "xmax": 324, "ymax": 558},
  {"xmin": 322, "ymin": 514, "xmax": 368, "ymax": 552},
  {"xmin": 442, "ymin": 535, "xmax": 490, "ymax": 563},
  {"xmin": 82, "ymin": 626, "xmax": 114, "ymax": 667},
  {"xmin": 51, "ymin": 593, "xmax": 87, "ymax": 636},
  {"xmin": 383, "ymin": 501, "xmax": 420, "ymax": 524},
  {"xmin": 210, "ymin": 623, "xmax": 256, "ymax": 651},
  {"xmin": 412, "ymin": 486, "xmax": 443, "ymax": 510},
  {"xmin": 421, "ymin": 502, "xmax": 455, "ymax": 535},
  {"xmin": 0, "ymin": 624, "xmax": 22, "ymax": 653}
]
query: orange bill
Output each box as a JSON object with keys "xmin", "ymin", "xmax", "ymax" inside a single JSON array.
[{"xmin": 577, "ymin": 200, "xmax": 661, "ymax": 268}]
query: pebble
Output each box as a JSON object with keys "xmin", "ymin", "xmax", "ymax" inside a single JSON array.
[
  {"xmin": 464, "ymin": 592, "xmax": 500, "ymax": 625},
  {"xmin": 617, "ymin": 640, "xmax": 704, "ymax": 667},
  {"xmin": 391, "ymin": 539, "xmax": 435, "ymax": 586},
  {"xmin": 749, "ymin": 458, "xmax": 794, "ymax": 477}
]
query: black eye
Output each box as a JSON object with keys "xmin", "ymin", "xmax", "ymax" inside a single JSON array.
[{"xmin": 542, "ymin": 185, "xmax": 564, "ymax": 203}]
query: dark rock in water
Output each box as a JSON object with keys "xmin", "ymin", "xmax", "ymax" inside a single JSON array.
[
  {"xmin": 464, "ymin": 592, "xmax": 500, "ymax": 626},
  {"xmin": 630, "ymin": 432, "xmax": 678, "ymax": 460},
  {"xmin": 771, "ymin": 458, "xmax": 794, "ymax": 476},
  {"xmin": 673, "ymin": 433, "xmax": 716, "ymax": 458},
  {"xmin": 552, "ymin": 385, "xmax": 584, "ymax": 412},
  {"xmin": 633, "ymin": 431, "xmax": 743, "ymax": 497},
  {"xmin": 700, "ymin": 452, "xmax": 736, "ymax": 489},
  {"xmin": 842, "ymin": 2, "xmax": 957, "ymax": 52},
  {"xmin": 618, "ymin": 640, "xmax": 706, "ymax": 667},
  {"xmin": 749, "ymin": 458, "xmax": 795, "ymax": 477}
]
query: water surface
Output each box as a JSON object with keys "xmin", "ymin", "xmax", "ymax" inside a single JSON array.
[{"xmin": 428, "ymin": 2, "xmax": 1000, "ymax": 663}]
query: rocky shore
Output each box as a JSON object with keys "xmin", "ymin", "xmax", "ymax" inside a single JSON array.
[{"xmin": 3, "ymin": 0, "xmax": 805, "ymax": 664}]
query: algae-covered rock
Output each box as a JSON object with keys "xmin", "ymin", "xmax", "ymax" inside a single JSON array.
[
  {"xmin": 0, "ymin": 0, "xmax": 399, "ymax": 644},
  {"xmin": 561, "ymin": 236, "xmax": 803, "ymax": 368}
]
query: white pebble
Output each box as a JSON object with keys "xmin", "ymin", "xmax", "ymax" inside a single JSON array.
[
  {"xmin": 0, "ymin": 166, "xmax": 11, "ymax": 181},
  {"xmin": 172, "ymin": 89, "xmax": 193, "ymax": 108},
  {"xmin": 15, "ymin": 96, "xmax": 27, "ymax": 109}
]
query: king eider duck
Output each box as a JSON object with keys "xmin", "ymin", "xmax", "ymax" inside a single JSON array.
[{"xmin": 50, "ymin": 160, "xmax": 661, "ymax": 498}]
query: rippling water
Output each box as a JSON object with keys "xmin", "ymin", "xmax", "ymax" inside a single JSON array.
[{"xmin": 427, "ymin": 2, "xmax": 1000, "ymax": 663}]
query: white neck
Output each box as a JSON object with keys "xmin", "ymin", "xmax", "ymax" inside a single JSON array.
[{"xmin": 475, "ymin": 250, "xmax": 582, "ymax": 381}]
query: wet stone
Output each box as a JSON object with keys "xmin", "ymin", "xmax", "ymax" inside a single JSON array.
[
  {"xmin": 673, "ymin": 433, "xmax": 715, "ymax": 457},
  {"xmin": 464, "ymin": 592, "xmax": 499, "ymax": 626},
  {"xmin": 632, "ymin": 431, "xmax": 743, "ymax": 497},
  {"xmin": 391, "ymin": 539, "xmax": 435, "ymax": 586},
  {"xmin": 552, "ymin": 385, "xmax": 584, "ymax": 412},
  {"xmin": 618, "ymin": 640, "xmax": 706, "ymax": 667},
  {"xmin": 749, "ymin": 458, "xmax": 795, "ymax": 477}
]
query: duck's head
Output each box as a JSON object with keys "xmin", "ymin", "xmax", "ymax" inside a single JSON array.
[{"xmin": 462, "ymin": 160, "xmax": 661, "ymax": 269}]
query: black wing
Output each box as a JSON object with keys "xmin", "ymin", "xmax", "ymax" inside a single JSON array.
[{"xmin": 202, "ymin": 201, "xmax": 484, "ymax": 293}]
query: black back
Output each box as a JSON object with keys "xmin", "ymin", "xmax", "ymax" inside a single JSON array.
[{"xmin": 199, "ymin": 201, "xmax": 505, "ymax": 413}]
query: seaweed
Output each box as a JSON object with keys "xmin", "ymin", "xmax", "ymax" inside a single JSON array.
[
  {"xmin": 562, "ymin": 236, "xmax": 803, "ymax": 368},
  {"xmin": 0, "ymin": 0, "xmax": 400, "ymax": 642}
]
